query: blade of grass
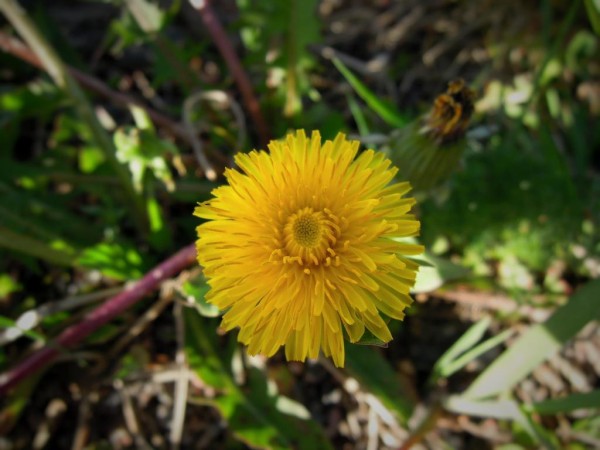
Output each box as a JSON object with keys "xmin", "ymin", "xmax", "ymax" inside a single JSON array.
[
  {"xmin": 430, "ymin": 317, "xmax": 491, "ymax": 384},
  {"xmin": 332, "ymin": 57, "xmax": 406, "ymax": 128},
  {"xmin": 0, "ymin": 0, "xmax": 147, "ymax": 233},
  {"xmin": 526, "ymin": 390, "xmax": 600, "ymax": 415},
  {"xmin": 444, "ymin": 396, "xmax": 560, "ymax": 450},
  {"xmin": 465, "ymin": 279, "xmax": 600, "ymax": 400},
  {"xmin": 345, "ymin": 344, "xmax": 415, "ymax": 424},
  {"xmin": 346, "ymin": 93, "xmax": 370, "ymax": 136},
  {"xmin": 0, "ymin": 226, "xmax": 76, "ymax": 267},
  {"xmin": 436, "ymin": 328, "xmax": 514, "ymax": 381},
  {"xmin": 185, "ymin": 310, "xmax": 333, "ymax": 449}
]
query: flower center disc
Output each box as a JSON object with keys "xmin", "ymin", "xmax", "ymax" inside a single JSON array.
[{"xmin": 293, "ymin": 213, "xmax": 321, "ymax": 248}]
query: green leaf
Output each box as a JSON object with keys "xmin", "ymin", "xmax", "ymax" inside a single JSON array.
[
  {"xmin": 351, "ymin": 327, "xmax": 389, "ymax": 347},
  {"xmin": 346, "ymin": 93, "xmax": 370, "ymax": 136},
  {"xmin": 77, "ymin": 242, "xmax": 145, "ymax": 281},
  {"xmin": 124, "ymin": 0, "xmax": 164, "ymax": 34},
  {"xmin": 0, "ymin": 370, "xmax": 44, "ymax": 435},
  {"xmin": 332, "ymin": 57, "xmax": 406, "ymax": 127},
  {"xmin": 431, "ymin": 317, "xmax": 491, "ymax": 383},
  {"xmin": 345, "ymin": 345, "xmax": 415, "ymax": 424},
  {"xmin": 146, "ymin": 196, "xmax": 173, "ymax": 251},
  {"xmin": 412, "ymin": 252, "xmax": 471, "ymax": 293},
  {"xmin": 0, "ymin": 315, "xmax": 46, "ymax": 343},
  {"xmin": 465, "ymin": 279, "xmax": 600, "ymax": 399},
  {"xmin": 114, "ymin": 126, "xmax": 177, "ymax": 193},
  {"xmin": 584, "ymin": 0, "xmax": 600, "ymax": 34},
  {"xmin": 526, "ymin": 390, "xmax": 600, "ymax": 415},
  {"xmin": 433, "ymin": 328, "xmax": 514, "ymax": 382},
  {"xmin": 0, "ymin": 226, "xmax": 76, "ymax": 267},
  {"xmin": 0, "ymin": 274, "xmax": 22, "ymax": 299},
  {"xmin": 283, "ymin": 0, "xmax": 320, "ymax": 116},
  {"xmin": 184, "ymin": 310, "xmax": 333, "ymax": 450},
  {"xmin": 443, "ymin": 396, "xmax": 560, "ymax": 450},
  {"xmin": 181, "ymin": 277, "xmax": 220, "ymax": 318}
]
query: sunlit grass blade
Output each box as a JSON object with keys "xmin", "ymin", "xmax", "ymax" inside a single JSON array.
[
  {"xmin": 444, "ymin": 396, "xmax": 560, "ymax": 450},
  {"xmin": 434, "ymin": 328, "xmax": 514, "ymax": 382},
  {"xmin": 430, "ymin": 317, "xmax": 491, "ymax": 383},
  {"xmin": 465, "ymin": 279, "xmax": 600, "ymax": 400},
  {"xmin": 332, "ymin": 57, "xmax": 406, "ymax": 127}
]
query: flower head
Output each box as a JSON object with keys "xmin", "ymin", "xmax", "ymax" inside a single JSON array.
[
  {"xmin": 387, "ymin": 79, "xmax": 476, "ymax": 192},
  {"xmin": 195, "ymin": 130, "xmax": 422, "ymax": 367},
  {"xmin": 423, "ymin": 78, "xmax": 475, "ymax": 144}
]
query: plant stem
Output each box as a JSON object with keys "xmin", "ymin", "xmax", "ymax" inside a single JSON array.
[
  {"xmin": 0, "ymin": 0, "xmax": 148, "ymax": 233},
  {"xmin": 0, "ymin": 244, "xmax": 197, "ymax": 395},
  {"xmin": 190, "ymin": 0, "xmax": 271, "ymax": 146}
]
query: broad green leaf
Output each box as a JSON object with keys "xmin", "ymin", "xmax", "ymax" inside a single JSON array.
[
  {"xmin": 465, "ymin": 279, "xmax": 600, "ymax": 399},
  {"xmin": 332, "ymin": 57, "xmax": 406, "ymax": 128},
  {"xmin": 345, "ymin": 345, "xmax": 415, "ymax": 424},
  {"xmin": 184, "ymin": 310, "xmax": 333, "ymax": 450}
]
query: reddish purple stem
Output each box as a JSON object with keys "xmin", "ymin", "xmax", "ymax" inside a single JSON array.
[
  {"xmin": 193, "ymin": 0, "xmax": 271, "ymax": 147},
  {"xmin": 0, "ymin": 244, "xmax": 197, "ymax": 395}
]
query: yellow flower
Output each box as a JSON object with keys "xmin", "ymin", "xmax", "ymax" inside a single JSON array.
[{"xmin": 194, "ymin": 130, "xmax": 422, "ymax": 367}]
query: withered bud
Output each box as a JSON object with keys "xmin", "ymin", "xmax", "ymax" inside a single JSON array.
[{"xmin": 422, "ymin": 79, "xmax": 475, "ymax": 144}]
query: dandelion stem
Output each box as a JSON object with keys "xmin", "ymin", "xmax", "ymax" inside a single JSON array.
[{"xmin": 0, "ymin": 244, "xmax": 197, "ymax": 395}]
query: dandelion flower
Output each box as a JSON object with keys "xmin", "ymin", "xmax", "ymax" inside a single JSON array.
[{"xmin": 194, "ymin": 130, "xmax": 422, "ymax": 367}]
